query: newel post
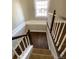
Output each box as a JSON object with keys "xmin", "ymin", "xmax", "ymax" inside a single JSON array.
[
  {"xmin": 50, "ymin": 10, "xmax": 56, "ymax": 33},
  {"xmin": 27, "ymin": 30, "xmax": 33, "ymax": 45}
]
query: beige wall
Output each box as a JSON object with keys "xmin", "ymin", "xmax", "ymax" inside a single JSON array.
[
  {"xmin": 22, "ymin": 0, "xmax": 66, "ymax": 20},
  {"xmin": 20, "ymin": 0, "xmax": 47, "ymax": 21},
  {"xmin": 12, "ymin": 0, "xmax": 48, "ymax": 36},
  {"xmin": 47, "ymin": 0, "xmax": 66, "ymax": 28},
  {"xmin": 12, "ymin": 0, "xmax": 25, "ymax": 29},
  {"xmin": 13, "ymin": 0, "xmax": 66, "ymax": 23},
  {"xmin": 12, "ymin": 0, "xmax": 66, "ymax": 35},
  {"xmin": 12, "ymin": 0, "xmax": 27, "ymax": 36},
  {"xmin": 48, "ymin": 0, "xmax": 66, "ymax": 18},
  {"xmin": 19, "ymin": 0, "xmax": 32, "ymax": 20}
]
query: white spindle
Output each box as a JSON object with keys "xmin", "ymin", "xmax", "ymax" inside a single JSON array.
[
  {"xmin": 55, "ymin": 23, "xmax": 57, "ymax": 37},
  {"xmin": 51, "ymin": 29, "xmax": 55, "ymax": 39},
  {"xmin": 53, "ymin": 23, "xmax": 57, "ymax": 39},
  {"xmin": 13, "ymin": 49, "xmax": 19, "ymax": 58},
  {"xmin": 22, "ymin": 39, "xmax": 26, "ymax": 49},
  {"xmin": 52, "ymin": 23, "xmax": 55, "ymax": 38},
  {"xmin": 17, "ymin": 38, "xmax": 23, "ymax": 52},
  {"xmin": 27, "ymin": 36, "xmax": 30, "ymax": 45},
  {"xmin": 18, "ymin": 44, "xmax": 23, "ymax": 53},
  {"xmin": 54, "ymin": 23, "xmax": 61, "ymax": 42},
  {"xmin": 55, "ymin": 23, "xmax": 58, "ymax": 38},
  {"xmin": 25, "ymin": 37, "xmax": 29, "ymax": 46},
  {"xmin": 60, "ymin": 48, "xmax": 66, "ymax": 57},
  {"xmin": 58, "ymin": 35, "xmax": 66, "ymax": 51},
  {"xmin": 56, "ymin": 23, "xmax": 65, "ymax": 46},
  {"xmin": 53, "ymin": 23, "xmax": 56, "ymax": 39}
]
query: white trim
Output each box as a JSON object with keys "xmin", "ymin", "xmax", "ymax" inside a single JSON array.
[
  {"xmin": 12, "ymin": 22, "xmax": 26, "ymax": 37},
  {"xmin": 30, "ymin": 29, "xmax": 46, "ymax": 32},
  {"xmin": 26, "ymin": 20, "xmax": 47, "ymax": 32}
]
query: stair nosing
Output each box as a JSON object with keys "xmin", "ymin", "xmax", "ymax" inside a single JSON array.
[
  {"xmin": 31, "ymin": 53, "xmax": 52, "ymax": 56},
  {"xmin": 33, "ymin": 48, "xmax": 49, "ymax": 51}
]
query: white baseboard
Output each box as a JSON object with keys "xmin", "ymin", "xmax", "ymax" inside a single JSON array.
[
  {"xmin": 30, "ymin": 29, "xmax": 46, "ymax": 32},
  {"xmin": 12, "ymin": 20, "xmax": 47, "ymax": 36}
]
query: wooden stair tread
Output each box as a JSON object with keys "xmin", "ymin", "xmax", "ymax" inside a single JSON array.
[
  {"xmin": 29, "ymin": 48, "xmax": 54, "ymax": 59},
  {"xmin": 31, "ymin": 53, "xmax": 52, "ymax": 56},
  {"xmin": 29, "ymin": 53, "xmax": 53, "ymax": 59},
  {"xmin": 32, "ymin": 48, "xmax": 51, "ymax": 55}
]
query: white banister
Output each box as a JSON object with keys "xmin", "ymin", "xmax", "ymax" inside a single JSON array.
[
  {"xmin": 19, "ymin": 40, "xmax": 23, "ymax": 52},
  {"xmin": 48, "ymin": 12, "xmax": 66, "ymax": 59},
  {"xmin": 19, "ymin": 44, "xmax": 23, "ymax": 52},
  {"xmin": 46, "ymin": 25, "xmax": 58, "ymax": 59},
  {"xmin": 54, "ymin": 23, "xmax": 61, "ymax": 42},
  {"xmin": 20, "ymin": 45, "xmax": 33, "ymax": 59},
  {"xmin": 13, "ymin": 49, "xmax": 19, "ymax": 58},
  {"xmin": 12, "ymin": 29, "xmax": 33, "ymax": 59},
  {"xmin": 60, "ymin": 48, "xmax": 66, "ymax": 57},
  {"xmin": 56, "ymin": 23, "xmax": 65, "ymax": 46},
  {"xmin": 58, "ymin": 35, "xmax": 66, "ymax": 51}
]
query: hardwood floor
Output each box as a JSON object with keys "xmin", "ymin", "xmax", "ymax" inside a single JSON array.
[{"xmin": 30, "ymin": 32, "xmax": 48, "ymax": 49}]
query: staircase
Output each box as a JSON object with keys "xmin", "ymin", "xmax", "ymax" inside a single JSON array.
[
  {"xmin": 29, "ymin": 48, "xmax": 54, "ymax": 59},
  {"xmin": 12, "ymin": 10, "xmax": 66, "ymax": 59}
]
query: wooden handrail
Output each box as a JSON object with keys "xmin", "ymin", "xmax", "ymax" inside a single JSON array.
[
  {"xmin": 12, "ymin": 30, "xmax": 29, "ymax": 40},
  {"xmin": 12, "ymin": 30, "xmax": 33, "ymax": 45},
  {"xmin": 12, "ymin": 34, "xmax": 27, "ymax": 40},
  {"xmin": 50, "ymin": 10, "xmax": 56, "ymax": 33}
]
